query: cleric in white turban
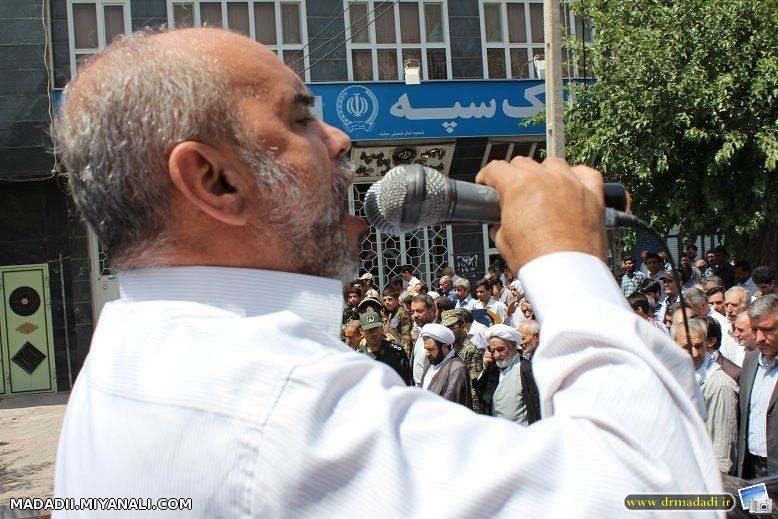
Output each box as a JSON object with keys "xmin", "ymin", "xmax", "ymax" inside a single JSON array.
[
  {"xmin": 485, "ymin": 324, "xmax": 521, "ymax": 344},
  {"xmin": 420, "ymin": 323, "xmax": 455, "ymax": 346}
]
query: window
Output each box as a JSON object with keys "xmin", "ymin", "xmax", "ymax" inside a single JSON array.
[
  {"xmin": 67, "ymin": 1, "xmax": 130, "ymax": 76},
  {"xmin": 345, "ymin": 2, "xmax": 450, "ymax": 82},
  {"xmin": 168, "ymin": 1, "xmax": 309, "ymax": 80},
  {"xmin": 480, "ymin": 1, "xmax": 587, "ymax": 79}
]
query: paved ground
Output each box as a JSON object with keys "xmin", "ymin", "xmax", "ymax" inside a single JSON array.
[{"xmin": 0, "ymin": 392, "xmax": 68, "ymax": 519}]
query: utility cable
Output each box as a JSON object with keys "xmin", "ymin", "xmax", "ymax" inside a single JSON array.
[{"xmin": 289, "ymin": 0, "xmax": 402, "ymax": 76}]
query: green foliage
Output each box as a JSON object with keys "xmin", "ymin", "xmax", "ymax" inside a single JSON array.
[{"xmin": 565, "ymin": 0, "xmax": 778, "ymax": 238}]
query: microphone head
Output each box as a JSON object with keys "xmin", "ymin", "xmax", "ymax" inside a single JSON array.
[{"xmin": 364, "ymin": 164, "xmax": 449, "ymax": 236}]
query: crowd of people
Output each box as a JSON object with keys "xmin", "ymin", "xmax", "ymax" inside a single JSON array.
[
  {"xmin": 346, "ymin": 245, "xmax": 778, "ymax": 485},
  {"xmin": 341, "ymin": 261, "xmax": 541, "ymax": 425},
  {"xmin": 620, "ymin": 244, "xmax": 778, "ymax": 480}
]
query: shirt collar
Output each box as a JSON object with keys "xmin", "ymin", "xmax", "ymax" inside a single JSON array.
[
  {"xmin": 758, "ymin": 354, "xmax": 778, "ymax": 371},
  {"xmin": 118, "ymin": 266, "xmax": 343, "ymax": 338}
]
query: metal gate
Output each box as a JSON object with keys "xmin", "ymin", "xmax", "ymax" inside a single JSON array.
[{"xmin": 348, "ymin": 182, "xmax": 454, "ymax": 291}]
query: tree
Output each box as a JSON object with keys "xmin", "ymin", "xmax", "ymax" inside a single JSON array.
[{"xmin": 565, "ymin": 0, "xmax": 778, "ymax": 265}]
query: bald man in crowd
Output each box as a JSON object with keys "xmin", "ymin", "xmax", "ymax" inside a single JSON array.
[{"xmin": 53, "ymin": 26, "xmax": 720, "ymax": 516}]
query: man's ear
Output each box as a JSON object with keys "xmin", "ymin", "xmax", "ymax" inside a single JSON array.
[{"xmin": 167, "ymin": 141, "xmax": 250, "ymax": 226}]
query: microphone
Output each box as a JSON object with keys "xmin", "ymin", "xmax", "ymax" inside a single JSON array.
[{"xmin": 364, "ymin": 164, "xmax": 630, "ymax": 236}]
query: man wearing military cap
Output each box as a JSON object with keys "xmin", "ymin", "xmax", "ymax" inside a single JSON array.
[
  {"xmin": 359, "ymin": 311, "xmax": 412, "ymax": 385},
  {"xmin": 441, "ymin": 309, "xmax": 486, "ymax": 414},
  {"xmin": 357, "ymin": 297, "xmax": 386, "ymax": 315}
]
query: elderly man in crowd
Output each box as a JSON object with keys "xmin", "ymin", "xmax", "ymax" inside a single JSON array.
[
  {"xmin": 419, "ymin": 323, "xmax": 471, "ymax": 407},
  {"xmin": 453, "ymin": 278, "xmax": 477, "ymax": 310},
  {"xmin": 438, "ymin": 275, "xmax": 456, "ymax": 304},
  {"xmin": 725, "ymin": 286, "xmax": 752, "ymax": 326},
  {"xmin": 685, "ymin": 286, "xmax": 743, "ymax": 366},
  {"xmin": 519, "ymin": 320, "xmax": 540, "ymax": 360},
  {"xmin": 476, "ymin": 324, "xmax": 533, "ymax": 424},
  {"xmin": 672, "ymin": 317, "xmax": 738, "ymax": 473},
  {"xmin": 733, "ymin": 311, "xmax": 757, "ymax": 352},
  {"xmin": 53, "ymin": 26, "xmax": 721, "ymax": 515}
]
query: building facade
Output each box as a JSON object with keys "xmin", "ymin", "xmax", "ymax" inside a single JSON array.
[{"xmin": 0, "ymin": 0, "xmax": 593, "ymax": 393}]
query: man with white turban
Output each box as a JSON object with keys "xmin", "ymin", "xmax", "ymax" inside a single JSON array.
[
  {"xmin": 480, "ymin": 324, "xmax": 529, "ymax": 424},
  {"xmin": 419, "ymin": 323, "xmax": 471, "ymax": 408}
]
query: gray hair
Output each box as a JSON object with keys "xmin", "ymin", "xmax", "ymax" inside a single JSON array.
[
  {"xmin": 520, "ymin": 320, "xmax": 540, "ymax": 335},
  {"xmin": 57, "ymin": 30, "xmax": 250, "ymax": 268},
  {"xmin": 725, "ymin": 286, "xmax": 752, "ymax": 306},
  {"xmin": 748, "ymin": 294, "xmax": 778, "ymax": 320},
  {"xmin": 453, "ymin": 278, "xmax": 470, "ymax": 290},
  {"xmin": 702, "ymin": 275, "xmax": 724, "ymax": 289},
  {"xmin": 439, "ymin": 275, "xmax": 452, "ymax": 284},
  {"xmin": 671, "ymin": 315, "xmax": 707, "ymax": 342},
  {"xmin": 683, "ymin": 287, "xmax": 708, "ymax": 307},
  {"xmin": 57, "ymin": 29, "xmax": 301, "ymax": 269}
]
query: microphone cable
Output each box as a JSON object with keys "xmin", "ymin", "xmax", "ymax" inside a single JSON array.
[{"xmin": 606, "ymin": 209, "xmax": 694, "ymax": 355}]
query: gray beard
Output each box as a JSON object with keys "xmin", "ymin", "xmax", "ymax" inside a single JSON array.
[
  {"xmin": 496, "ymin": 352, "xmax": 517, "ymax": 369},
  {"xmin": 238, "ymin": 143, "xmax": 358, "ymax": 284}
]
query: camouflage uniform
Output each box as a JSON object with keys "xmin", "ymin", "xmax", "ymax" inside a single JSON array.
[
  {"xmin": 384, "ymin": 306, "xmax": 413, "ymax": 359},
  {"xmin": 454, "ymin": 338, "xmax": 486, "ymax": 414},
  {"xmin": 360, "ymin": 339, "xmax": 412, "ymax": 386}
]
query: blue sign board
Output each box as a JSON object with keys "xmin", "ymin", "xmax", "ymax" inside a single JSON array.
[{"xmin": 309, "ymin": 80, "xmax": 566, "ymax": 141}]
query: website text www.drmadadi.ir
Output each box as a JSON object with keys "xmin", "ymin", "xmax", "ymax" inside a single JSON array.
[{"xmin": 624, "ymin": 494, "xmax": 735, "ymax": 511}]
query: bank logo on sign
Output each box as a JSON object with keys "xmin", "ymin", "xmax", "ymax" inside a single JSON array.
[{"xmin": 337, "ymin": 86, "xmax": 379, "ymax": 132}]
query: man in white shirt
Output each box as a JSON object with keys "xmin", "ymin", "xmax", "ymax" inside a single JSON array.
[
  {"xmin": 474, "ymin": 278, "xmax": 508, "ymax": 323},
  {"xmin": 53, "ymin": 27, "xmax": 721, "ymax": 517},
  {"xmin": 409, "ymin": 293, "xmax": 437, "ymax": 385},
  {"xmin": 400, "ymin": 265, "xmax": 421, "ymax": 292}
]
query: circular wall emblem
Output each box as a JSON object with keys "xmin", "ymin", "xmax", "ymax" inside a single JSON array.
[
  {"xmin": 9, "ymin": 286, "xmax": 41, "ymax": 316},
  {"xmin": 336, "ymin": 86, "xmax": 379, "ymax": 132},
  {"xmin": 392, "ymin": 147, "xmax": 417, "ymax": 164}
]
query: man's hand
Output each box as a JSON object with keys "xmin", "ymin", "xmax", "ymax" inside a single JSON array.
[
  {"xmin": 475, "ymin": 157, "xmax": 607, "ymax": 273},
  {"xmin": 483, "ymin": 350, "xmax": 494, "ymax": 368}
]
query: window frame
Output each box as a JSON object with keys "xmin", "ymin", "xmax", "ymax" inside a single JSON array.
[
  {"xmin": 479, "ymin": 0, "xmax": 586, "ymax": 80},
  {"xmin": 344, "ymin": 1, "xmax": 451, "ymax": 82},
  {"xmin": 66, "ymin": 0, "xmax": 132, "ymax": 77},
  {"xmin": 166, "ymin": 0, "xmax": 310, "ymax": 82}
]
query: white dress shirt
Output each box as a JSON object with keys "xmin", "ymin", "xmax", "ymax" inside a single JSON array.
[
  {"xmin": 709, "ymin": 309, "xmax": 744, "ymax": 366},
  {"xmin": 475, "ymin": 297, "xmax": 508, "ymax": 323},
  {"xmin": 467, "ymin": 319, "xmax": 489, "ymax": 352},
  {"xmin": 55, "ymin": 255, "xmax": 721, "ymax": 517},
  {"xmin": 411, "ymin": 331, "xmax": 431, "ymax": 385}
]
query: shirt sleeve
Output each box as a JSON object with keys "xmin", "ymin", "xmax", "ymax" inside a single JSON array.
[{"xmin": 257, "ymin": 252, "xmax": 723, "ymax": 518}]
